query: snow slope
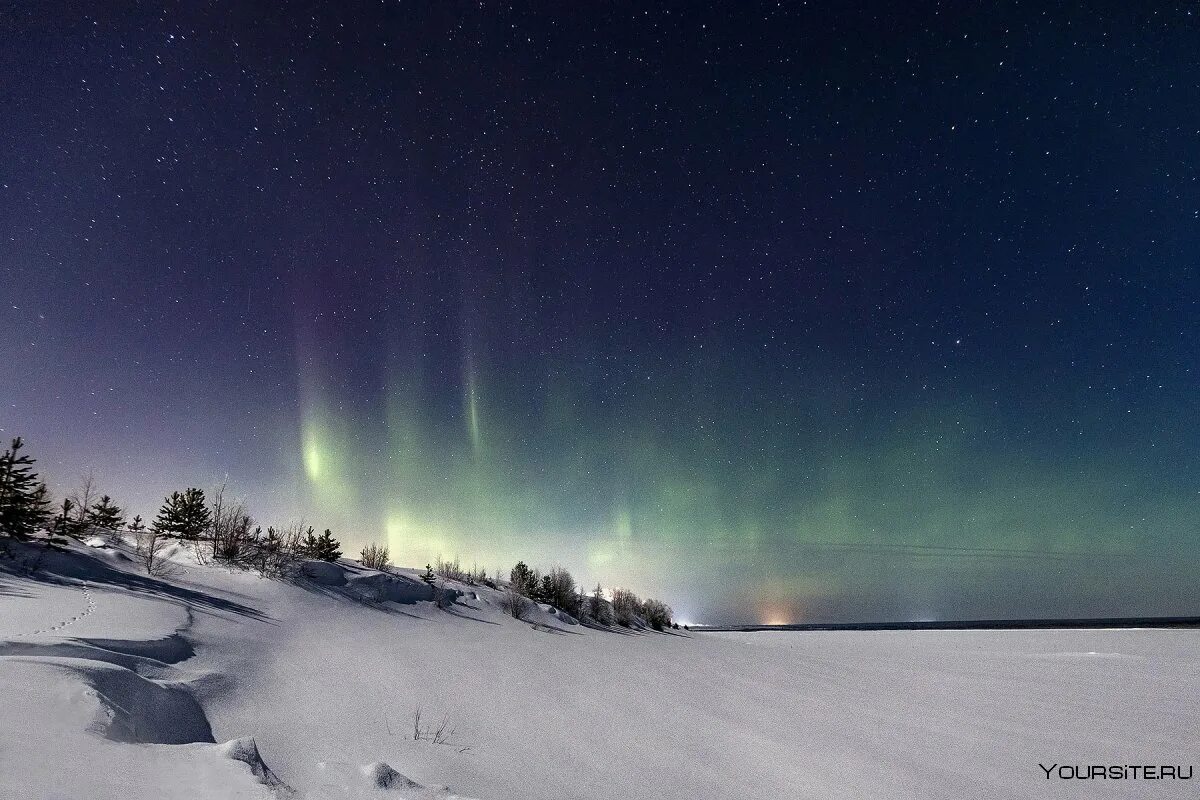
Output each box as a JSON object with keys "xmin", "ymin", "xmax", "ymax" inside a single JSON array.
[{"xmin": 1, "ymin": 538, "xmax": 1196, "ymax": 799}]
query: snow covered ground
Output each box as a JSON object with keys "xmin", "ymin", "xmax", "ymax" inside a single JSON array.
[{"xmin": 1, "ymin": 538, "xmax": 1196, "ymax": 799}]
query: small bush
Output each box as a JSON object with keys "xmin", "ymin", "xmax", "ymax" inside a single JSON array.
[
  {"xmin": 135, "ymin": 529, "xmax": 176, "ymax": 577},
  {"xmin": 434, "ymin": 555, "xmax": 467, "ymax": 582},
  {"xmin": 360, "ymin": 543, "xmax": 390, "ymax": 570},
  {"xmin": 254, "ymin": 521, "xmax": 307, "ymax": 578},
  {"xmin": 208, "ymin": 484, "xmax": 252, "ymax": 564},
  {"xmin": 502, "ymin": 587, "xmax": 530, "ymax": 619},
  {"xmin": 252, "ymin": 526, "xmax": 280, "ymax": 576}
]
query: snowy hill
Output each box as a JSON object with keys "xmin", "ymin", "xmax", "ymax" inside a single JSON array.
[{"xmin": 1, "ymin": 537, "xmax": 1196, "ymax": 799}]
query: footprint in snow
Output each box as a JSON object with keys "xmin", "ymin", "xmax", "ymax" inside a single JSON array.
[{"xmin": 10, "ymin": 582, "xmax": 93, "ymax": 638}]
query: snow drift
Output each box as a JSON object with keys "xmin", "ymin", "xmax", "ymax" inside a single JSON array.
[{"xmin": 1, "ymin": 538, "xmax": 1197, "ymax": 800}]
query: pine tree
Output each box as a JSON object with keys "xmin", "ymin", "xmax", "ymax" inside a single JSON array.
[
  {"xmin": 129, "ymin": 515, "xmax": 145, "ymax": 532},
  {"xmin": 313, "ymin": 528, "xmax": 341, "ymax": 561},
  {"xmin": 177, "ymin": 488, "xmax": 210, "ymax": 538},
  {"xmin": 300, "ymin": 526, "xmax": 319, "ymax": 558},
  {"xmin": 260, "ymin": 526, "xmax": 279, "ymax": 551},
  {"xmin": 509, "ymin": 561, "xmax": 536, "ymax": 596},
  {"xmin": 256, "ymin": 526, "xmax": 281, "ymax": 574},
  {"xmin": 534, "ymin": 567, "xmax": 577, "ymax": 611},
  {"xmin": 152, "ymin": 493, "xmax": 182, "ymax": 536},
  {"xmin": 588, "ymin": 583, "xmax": 611, "ymax": 624},
  {"xmin": 152, "ymin": 488, "xmax": 210, "ymax": 539},
  {"xmin": 88, "ymin": 495, "xmax": 124, "ymax": 531},
  {"xmin": 52, "ymin": 497, "xmax": 77, "ymax": 537},
  {"xmin": 0, "ymin": 437, "xmax": 51, "ymax": 539},
  {"xmin": 422, "ymin": 563, "xmax": 436, "ymax": 584}
]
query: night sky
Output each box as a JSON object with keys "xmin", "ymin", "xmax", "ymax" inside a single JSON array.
[{"xmin": 2, "ymin": 3, "xmax": 1197, "ymax": 624}]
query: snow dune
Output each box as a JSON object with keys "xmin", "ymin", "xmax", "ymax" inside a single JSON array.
[{"xmin": 1, "ymin": 539, "xmax": 1196, "ymax": 799}]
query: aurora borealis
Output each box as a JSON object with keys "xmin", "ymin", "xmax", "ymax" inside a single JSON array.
[{"xmin": 2, "ymin": 4, "xmax": 1197, "ymax": 624}]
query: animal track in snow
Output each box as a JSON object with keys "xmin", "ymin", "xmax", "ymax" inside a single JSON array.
[{"xmin": 18, "ymin": 582, "xmax": 94, "ymax": 638}]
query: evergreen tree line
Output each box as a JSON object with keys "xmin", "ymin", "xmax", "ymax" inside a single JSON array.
[
  {"xmin": 0, "ymin": 438, "xmax": 51, "ymax": 539},
  {"xmin": 508, "ymin": 560, "xmax": 676, "ymax": 631},
  {"xmin": 0, "ymin": 438, "xmax": 125, "ymax": 541},
  {"xmin": 147, "ymin": 486, "xmax": 344, "ymax": 576},
  {"xmin": 0, "ymin": 438, "xmax": 344, "ymax": 576}
]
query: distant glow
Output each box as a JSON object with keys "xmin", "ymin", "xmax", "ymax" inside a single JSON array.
[
  {"xmin": 758, "ymin": 597, "xmax": 801, "ymax": 626},
  {"xmin": 302, "ymin": 429, "xmax": 322, "ymax": 481},
  {"xmin": 386, "ymin": 511, "xmax": 455, "ymax": 565}
]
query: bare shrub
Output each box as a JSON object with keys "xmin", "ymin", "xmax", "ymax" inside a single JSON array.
[
  {"xmin": 433, "ymin": 577, "xmax": 454, "ymax": 609},
  {"xmin": 271, "ymin": 520, "xmax": 307, "ymax": 575},
  {"xmin": 135, "ymin": 529, "xmax": 176, "ymax": 577},
  {"xmin": 434, "ymin": 555, "xmax": 467, "ymax": 582},
  {"xmin": 190, "ymin": 485, "xmax": 317, "ymax": 578},
  {"xmin": 360, "ymin": 543, "xmax": 390, "ymax": 570},
  {"xmin": 250, "ymin": 521, "xmax": 306, "ymax": 578},
  {"xmin": 208, "ymin": 484, "xmax": 253, "ymax": 564},
  {"xmin": 411, "ymin": 706, "xmax": 457, "ymax": 746},
  {"xmin": 280, "ymin": 520, "xmax": 304, "ymax": 555},
  {"xmin": 68, "ymin": 470, "xmax": 99, "ymax": 538},
  {"xmin": 431, "ymin": 716, "xmax": 454, "ymax": 745},
  {"xmin": 502, "ymin": 587, "xmax": 530, "ymax": 619}
]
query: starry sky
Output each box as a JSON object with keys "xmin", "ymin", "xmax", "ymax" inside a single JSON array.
[{"xmin": 2, "ymin": 3, "xmax": 1197, "ymax": 624}]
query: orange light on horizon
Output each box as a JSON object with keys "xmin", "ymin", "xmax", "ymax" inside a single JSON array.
[{"xmin": 758, "ymin": 599, "xmax": 801, "ymax": 627}]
